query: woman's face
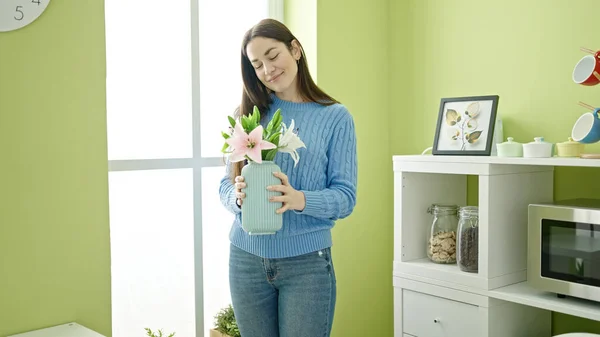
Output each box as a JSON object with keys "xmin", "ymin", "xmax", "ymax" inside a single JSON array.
[{"xmin": 246, "ymin": 37, "xmax": 301, "ymax": 100}]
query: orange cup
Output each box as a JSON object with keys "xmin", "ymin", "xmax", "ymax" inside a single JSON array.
[{"xmin": 573, "ymin": 51, "xmax": 600, "ymax": 86}]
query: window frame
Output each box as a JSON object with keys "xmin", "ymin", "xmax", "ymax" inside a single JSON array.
[{"xmin": 106, "ymin": 1, "xmax": 284, "ymax": 335}]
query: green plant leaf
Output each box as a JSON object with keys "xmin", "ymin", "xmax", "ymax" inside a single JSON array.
[
  {"xmin": 214, "ymin": 304, "xmax": 241, "ymax": 337},
  {"xmin": 228, "ymin": 116, "xmax": 236, "ymax": 129},
  {"xmin": 241, "ymin": 116, "xmax": 249, "ymax": 131},
  {"xmin": 248, "ymin": 120, "xmax": 257, "ymax": 131},
  {"xmin": 252, "ymin": 105, "xmax": 260, "ymax": 123},
  {"xmin": 273, "ymin": 109, "xmax": 282, "ymax": 129},
  {"xmin": 267, "ymin": 131, "xmax": 281, "ymax": 145},
  {"xmin": 144, "ymin": 328, "xmax": 175, "ymax": 337},
  {"xmin": 266, "ymin": 109, "xmax": 282, "ymax": 133},
  {"xmin": 221, "ymin": 142, "xmax": 230, "ymax": 153},
  {"xmin": 221, "ymin": 131, "xmax": 230, "ymax": 139},
  {"xmin": 263, "ymin": 148, "xmax": 278, "ymax": 161}
]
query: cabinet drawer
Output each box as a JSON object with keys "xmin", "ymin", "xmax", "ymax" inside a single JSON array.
[{"xmin": 403, "ymin": 289, "xmax": 484, "ymax": 337}]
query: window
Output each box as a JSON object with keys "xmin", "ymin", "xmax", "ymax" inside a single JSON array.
[{"xmin": 105, "ymin": 1, "xmax": 283, "ymax": 336}]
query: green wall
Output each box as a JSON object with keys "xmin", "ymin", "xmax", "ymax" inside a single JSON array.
[
  {"xmin": 318, "ymin": 0, "xmax": 394, "ymax": 335},
  {"xmin": 286, "ymin": 0, "xmax": 395, "ymax": 336},
  {"xmin": 0, "ymin": 1, "xmax": 111, "ymax": 336},
  {"xmin": 391, "ymin": 0, "xmax": 600, "ymax": 335},
  {"xmin": 284, "ymin": 0, "xmax": 317, "ymax": 81},
  {"xmin": 2, "ymin": 0, "xmax": 600, "ymax": 336},
  {"xmin": 288, "ymin": 0, "xmax": 600, "ymax": 335}
]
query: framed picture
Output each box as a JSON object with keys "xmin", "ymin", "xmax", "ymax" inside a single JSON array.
[{"xmin": 432, "ymin": 95, "xmax": 499, "ymax": 156}]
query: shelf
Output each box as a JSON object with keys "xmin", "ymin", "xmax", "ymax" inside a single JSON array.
[
  {"xmin": 393, "ymin": 155, "xmax": 600, "ymax": 174},
  {"xmin": 394, "ymin": 154, "xmax": 600, "ymax": 167},
  {"xmin": 394, "ymin": 258, "xmax": 486, "ymax": 289},
  {"xmin": 394, "ymin": 258, "xmax": 526, "ymax": 291},
  {"xmin": 489, "ymin": 282, "xmax": 600, "ymax": 322},
  {"xmin": 392, "ymin": 153, "xmax": 600, "ymax": 329}
]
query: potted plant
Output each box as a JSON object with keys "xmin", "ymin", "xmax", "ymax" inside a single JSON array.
[
  {"xmin": 144, "ymin": 328, "xmax": 175, "ymax": 337},
  {"xmin": 210, "ymin": 304, "xmax": 240, "ymax": 337}
]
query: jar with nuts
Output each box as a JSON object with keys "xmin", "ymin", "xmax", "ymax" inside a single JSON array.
[{"xmin": 427, "ymin": 204, "xmax": 459, "ymax": 264}]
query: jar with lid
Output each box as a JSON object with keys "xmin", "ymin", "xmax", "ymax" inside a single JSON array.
[
  {"xmin": 457, "ymin": 206, "xmax": 479, "ymax": 272},
  {"xmin": 427, "ymin": 204, "xmax": 459, "ymax": 264}
]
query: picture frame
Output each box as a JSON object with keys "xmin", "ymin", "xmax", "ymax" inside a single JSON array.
[{"xmin": 432, "ymin": 95, "xmax": 499, "ymax": 156}]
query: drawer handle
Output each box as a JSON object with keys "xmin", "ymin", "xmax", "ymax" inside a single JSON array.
[{"xmin": 434, "ymin": 318, "xmax": 440, "ymax": 323}]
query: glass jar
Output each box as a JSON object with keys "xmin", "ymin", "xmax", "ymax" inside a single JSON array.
[
  {"xmin": 427, "ymin": 204, "xmax": 459, "ymax": 264},
  {"xmin": 457, "ymin": 206, "xmax": 479, "ymax": 272}
]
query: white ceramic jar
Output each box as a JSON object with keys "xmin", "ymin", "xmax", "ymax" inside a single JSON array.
[
  {"xmin": 496, "ymin": 137, "xmax": 523, "ymax": 157},
  {"xmin": 523, "ymin": 137, "xmax": 553, "ymax": 158}
]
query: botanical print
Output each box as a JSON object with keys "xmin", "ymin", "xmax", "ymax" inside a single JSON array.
[{"xmin": 438, "ymin": 100, "xmax": 494, "ymax": 152}]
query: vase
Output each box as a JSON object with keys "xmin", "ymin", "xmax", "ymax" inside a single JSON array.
[
  {"xmin": 209, "ymin": 329, "xmax": 232, "ymax": 337},
  {"xmin": 241, "ymin": 161, "xmax": 283, "ymax": 235}
]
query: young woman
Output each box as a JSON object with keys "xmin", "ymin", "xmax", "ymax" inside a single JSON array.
[{"xmin": 219, "ymin": 18, "xmax": 357, "ymax": 337}]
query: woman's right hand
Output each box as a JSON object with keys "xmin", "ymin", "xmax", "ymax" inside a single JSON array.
[{"xmin": 235, "ymin": 176, "xmax": 246, "ymax": 207}]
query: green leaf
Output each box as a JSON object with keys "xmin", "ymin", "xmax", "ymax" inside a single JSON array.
[
  {"xmin": 267, "ymin": 131, "xmax": 281, "ymax": 144},
  {"xmin": 248, "ymin": 120, "xmax": 257, "ymax": 132},
  {"xmin": 266, "ymin": 109, "xmax": 282, "ymax": 133},
  {"xmin": 228, "ymin": 116, "xmax": 236, "ymax": 129},
  {"xmin": 252, "ymin": 106, "xmax": 260, "ymax": 123},
  {"xmin": 263, "ymin": 148, "xmax": 278, "ymax": 161},
  {"xmin": 221, "ymin": 142, "xmax": 230, "ymax": 153},
  {"xmin": 221, "ymin": 131, "xmax": 230, "ymax": 139},
  {"xmin": 273, "ymin": 109, "xmax": 282, "ymax": 128},
  {"xmin": 241, "ymin": 116, "xmax": 249, "ymax": 131}
]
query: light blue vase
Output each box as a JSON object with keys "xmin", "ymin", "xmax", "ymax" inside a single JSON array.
[{"xmin": 241, "ymin": 161, "xmax": 283, "ymax": 235}]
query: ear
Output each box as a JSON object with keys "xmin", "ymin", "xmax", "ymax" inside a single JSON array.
[{"xmin": 290, "ymin": 39, "xmax": 302, "ymax": 61}]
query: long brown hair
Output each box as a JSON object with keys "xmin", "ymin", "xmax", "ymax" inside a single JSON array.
[{"xmin": 231, "ymin": 18, "xmax": 338, "ymax": 181}]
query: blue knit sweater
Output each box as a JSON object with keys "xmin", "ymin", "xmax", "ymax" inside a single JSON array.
[{"xmin": 219, "ymin": 94, "xmax": 358, "ymax": 258}]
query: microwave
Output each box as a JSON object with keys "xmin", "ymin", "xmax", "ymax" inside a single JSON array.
[{"xmin": 528, "ymin": 198, "xmax": 600, "ymax": 302}]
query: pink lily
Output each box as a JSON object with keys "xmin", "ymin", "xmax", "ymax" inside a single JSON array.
[{"xmin": 225, "ymin": 123, "xmax": 276, "ymax": 163}]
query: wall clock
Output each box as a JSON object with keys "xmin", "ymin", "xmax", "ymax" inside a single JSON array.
[{"xmin": 0, "ymin": 0, "xmax": 51, "ymax": 32}]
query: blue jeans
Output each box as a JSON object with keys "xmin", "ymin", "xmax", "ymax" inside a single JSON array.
[{"xmin": 228, "ymin": 244, "xmax": 337, "ymax": 337}]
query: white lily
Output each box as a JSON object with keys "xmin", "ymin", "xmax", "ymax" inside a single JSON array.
[{"xmin": 278, "ymin": 119, "xmax": 306, "ymax": 166}]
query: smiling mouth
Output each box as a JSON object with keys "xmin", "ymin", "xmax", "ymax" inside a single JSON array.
[{"xmin": 269, "ymin": 72, "xmax": 283, "ymax": 82}]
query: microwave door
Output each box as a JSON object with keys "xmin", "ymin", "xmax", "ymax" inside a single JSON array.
[{"xmin": 542, "ymin": 220, "xmax": 600, "ymax": 285}]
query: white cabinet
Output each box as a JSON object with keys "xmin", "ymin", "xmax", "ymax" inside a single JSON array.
[
  {"xmin": 402, "ymin": 288, "xmax": 483, "ymax": 337},
  {"xmin": 394, "ymin": 276, "xmax": 549, "ymax": 337},
  {"xmin": 392, "ymin": 155, "xmax": 600, "ymax": 337}
]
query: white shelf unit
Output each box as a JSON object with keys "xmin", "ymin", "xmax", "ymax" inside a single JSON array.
[{"xmin": 392, "ymin": 154, "xmax": 600, "ymax": 337}]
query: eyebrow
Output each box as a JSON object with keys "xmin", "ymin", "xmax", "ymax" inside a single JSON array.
[{"xmin": 250, "ymin": 47, "xmax": 277, "ymax": 63}]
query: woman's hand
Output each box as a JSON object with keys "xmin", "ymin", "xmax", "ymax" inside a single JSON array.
[
  {"xmin": 268, "ymin": 172, "xmax": 306, "ymax": 214},
  {"xmin": 235, "ymin": 176, "xmax": 246, "ymax": 207}
]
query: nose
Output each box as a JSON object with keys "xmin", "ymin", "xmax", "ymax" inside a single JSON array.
[{"xmin": 264, "ymin": 62, "xmax": 276, "ymax": 75}]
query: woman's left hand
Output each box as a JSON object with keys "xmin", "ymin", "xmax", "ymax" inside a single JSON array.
[{"xmin": 267, "ymin": 172, "xmax": 306, "ymax": 214}]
